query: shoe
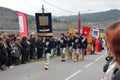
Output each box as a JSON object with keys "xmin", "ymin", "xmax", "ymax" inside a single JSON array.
[
  {"xmin": 9, "ymin": 66, "xmax": 14, "ymax": 69},
  {"xmin": 0, "ymin": 65, "xmax": 6, "ymax": 70},
  {"xmin": 45, "ymin": 68, "xmax": 48, "ymax": 70},
  {"xmin": 61, "ymin": 60, "xmax": 65, "ymax": 62}
]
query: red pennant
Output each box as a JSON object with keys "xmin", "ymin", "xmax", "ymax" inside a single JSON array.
[{"xmin": 17, "ymin": 12, "xmax": 28, "ymax": 39}]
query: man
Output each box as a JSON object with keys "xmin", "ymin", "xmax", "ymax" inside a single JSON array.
[{"xmin": 59, "ymin": 33, "xmax": 66, "ymax": 62}]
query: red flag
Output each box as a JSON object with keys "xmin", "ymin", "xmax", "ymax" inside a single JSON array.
[
  {"xmin": 17, "ymin": 12, "xmax": 28, "ymax": 39},
  {"xmin": 82, "ymin": 26, "xmax": 91, "ymax": 38}
]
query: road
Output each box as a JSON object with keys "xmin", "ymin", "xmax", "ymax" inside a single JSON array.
[{"xmin": 0, "ymin": 50, "xmax": 107, "ymax": 80}]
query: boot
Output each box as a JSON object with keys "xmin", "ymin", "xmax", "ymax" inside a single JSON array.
[
  {"xmin": 67, "ymin": 53, "xmax": 70, "ymax": 60},
  {"xmin": 80, "ymin": 54, "xmax": 82, "ymax": 60},
  {"xmin": 74, "ymin": 55, "xmax": 77, "ymax": 62},
  {"xmin": 80, "ymin": 54, "xmax": 84, "ymax": 60},
  {"xmin": 45, "ymin": 60, "xmax": 49, "ymax": 70},
  {"xmin": 77, "ymin": 54, "xmax": 79, "ymax": 61},
  {"xmin": 61, "ymin": 54, "xmax": 65, "ymax": 62},
  {"xmin": 0, "ymin": 65, "xmax": 6, "ymax": 70},
  {"xmin": 70, "ymin": 52, "xmax": 72, "ymax": 59}
]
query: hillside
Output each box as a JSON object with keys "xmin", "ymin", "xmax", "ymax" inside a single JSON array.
[
  {"xmin": 0, "ymin": 7, "xmax": 120, "ymax": 31},
  {"xmin": 0, "ymin": 7, "xmax": 36, "ymax": 30},
  {"xmin": 54, "ymin": 9, "xmax": 120, "ymax": 29},
  {"xmin": 54, "ymin": 9, "xmax": 120, "ymax": 23}
]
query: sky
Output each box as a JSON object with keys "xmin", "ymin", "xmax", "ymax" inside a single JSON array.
[{"xmin": 0, "ymin": 0, "xmax": 120, "ymax": 16}]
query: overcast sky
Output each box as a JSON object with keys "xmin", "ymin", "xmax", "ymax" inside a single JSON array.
[{"xmin": 0, "ymin": 0, "xmax": 120, "ymax": 16}]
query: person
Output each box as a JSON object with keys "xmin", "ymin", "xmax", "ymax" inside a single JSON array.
[
  {"xmin": 67, "ymin": 36, "xmax": 72, "ymax": 60},
  {"xmin": 95, "ymin": 38, "xmax": 101, "ymax": 52},
  {"xmin": 92, "ymin": 37, "xmax": 96, "ymax": 54},
  {"xmin": 29, "ymin": 32, "xmax": 37, "ymax": 59},
  {"xmin": 59, "ymin": 33, "xmax": 66, "ymax": 62},
  {"xmin": 11, "ymin": 37, "xmax": 22, "ymax": 65},
  {"xmin": 79, "ymin": 34, "xmax": 87, "ymax": 60},
  {"xmin": 87, "ymin": 35, "xmax": 93, "ymax": 54},
  {"xmin": 72, "ymin": 33, "xmax": 80, "ymax": 62},
  {"xmin": 0, "ymin": 37, "xmax": 8, "ymax": 70},
  {"xmin": 100, "ymin": 38, "xmax": 103, "ymax": 50},
  {"xmin": 5, "ymin": 36, "xmax": 13, "ymax": 68},
  {"xmin": 102, "ymin": 22, "xmax": 120, "ymax": 80},
  {"xmin": 44, "ymin": 37, "xmax": 51, "ymax": 70},
  {"xmin": 36, "ymin": 38, "xmax": 43, "ymax": 59},
  {"xmin": 21, "ymin": 36, "xmax": 31, "ymax": 64}
]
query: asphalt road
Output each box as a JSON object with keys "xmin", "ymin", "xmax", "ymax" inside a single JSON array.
[{"xmin": 0, "ymin": 50, "xmax": 107, "ymax": 80}]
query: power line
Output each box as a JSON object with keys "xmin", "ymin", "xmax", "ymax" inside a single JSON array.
[
  {"xmin": 22, "ymin": 0, "xmax": 42, "ymax": 13},
  {"xmin": 42, "ymin": 0, "xmax": 77, "ymax": 14},
  {"xmin": 44, "ymin": 9, "xmax": 50, "ymax": 13}
]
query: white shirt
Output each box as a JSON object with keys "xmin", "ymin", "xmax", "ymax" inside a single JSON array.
[{"xmin": 101, "ymin": 62, "xmax": 116, "ymax": 80}]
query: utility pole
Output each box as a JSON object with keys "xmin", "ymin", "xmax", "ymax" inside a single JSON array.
[{"xmin": 42, "ymin": 5, "xmax": 45, "ymax": 14}]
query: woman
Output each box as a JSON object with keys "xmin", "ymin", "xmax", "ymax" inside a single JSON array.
[
  {"xmin": 11, "ymin": 37, "xmax": 22, "ymax": 65},
  {"xmin": 0, "ymin": 38, "xmax": 8, "ymax": 70},
  {"xmin": 102, "ymin": 22, "xmax": 120, "ymax": 80},
  {"xmin": 29, "ymin": 32, "xmax": 37, "ymax": 59},
  {"xmin": 5, "ymin": 36, "xmax": 13, "ymax": 68},
  {"xmin": 21, "ymin": 36, "xmax": 31, "ymax": 64},
  {"xmin": 36, "ymin": 38, "xmax": 43, "ymax": 59}
]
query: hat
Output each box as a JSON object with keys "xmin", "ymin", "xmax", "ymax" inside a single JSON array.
[{"xmin": 61, "ymin": 33, "xmax": 64, "ymax": 36}]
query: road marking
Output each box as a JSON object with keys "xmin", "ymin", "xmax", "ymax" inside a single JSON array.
[
  {"xmin": 95, "ymin": 54, "xmax": 106, "ymax": 62},
  {"xmin": 65, "ymin": 70, "xmax": 82, "ymax": 80},
  {"xmin": 85, "ymin": 62, "xmax": 93, "ymax": 68},
  {"xmin": 100, "ymin": 55, "xmax": 104, "ymax": 58},
  {"xmin": 65, "ymin": 53, "xmax": 106, "ymax": 80},
  {"xmin": 95, "ymin": 57, "xmax": 101, "ymax": 62}
]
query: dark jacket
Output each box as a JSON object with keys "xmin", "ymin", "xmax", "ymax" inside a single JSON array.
[
  {"xmin": 72, "ymin": 37, "xmax": 79, "ymax": 49},
  {"xmin": 67, "ymin": 38, "xmax": 72, "ymax": 47},
  {"xmin": 11, "ymin": 41, "xmax": 22, "ymax": 57},
  {"xmin": 44, "ymin": 41, "xmax": 51, "ymax": 53},
  {"xmin": 112, "ymin": 70, "xmax": 120, "ymax": 80},
  {"xmin": 59, "ymin": 38, "xmax": 66, "ymax": 48},
  {"xmin": 29, "ymin": 37, "xmax": 36, "ymax": 51}
]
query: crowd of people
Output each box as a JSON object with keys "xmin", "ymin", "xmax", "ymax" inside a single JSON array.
[
  {"xmin": 1, "ymin": 22, "xmax": 120, "ymax": 80},
  {"xmin": 0, "ymin": 31, "xmax": 106, "ymax": 70}
]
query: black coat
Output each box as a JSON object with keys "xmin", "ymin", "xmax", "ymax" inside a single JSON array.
[{"xmin": 112, "ymin": 70, "xmax": 120, "ymax": 80}]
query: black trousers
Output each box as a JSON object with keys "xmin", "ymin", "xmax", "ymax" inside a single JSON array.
[
  {"xmin": 6, "ymin": 52, "xmax": 12, "ymax": 67},
  {"xmin": 0, "ymin": 55, "xmax": 8, "ymax": 66},
  {"xmin": 21, "ymin": 50, "xmax": 27, "ymax": 64},
  {"xmin": 37, "ymin": 48, "xmax": 43, "ymax": 59},
  {"xmin": 12, "ymin": 57, "xmax": 20, "ymax": 65}
]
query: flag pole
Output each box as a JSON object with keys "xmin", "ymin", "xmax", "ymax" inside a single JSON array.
[{"xmin": 78, "ymin": 11, "xmax": 81, "ymax": 35}]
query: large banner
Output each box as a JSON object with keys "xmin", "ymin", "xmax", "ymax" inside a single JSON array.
[
  {"xmin": 35, "ymin": 13, "xmax": 53, "ymax": 37},
  {"xmin": 82, "ymin": 26, "xmax": 91, "ymax": 38},
  {"xmin": 92, "ymin": 28, "xmax": 99, "ymax": 38},
  {"xmin": 17, "ymin": 12, "xmax": 28, "ymax": 39}
]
